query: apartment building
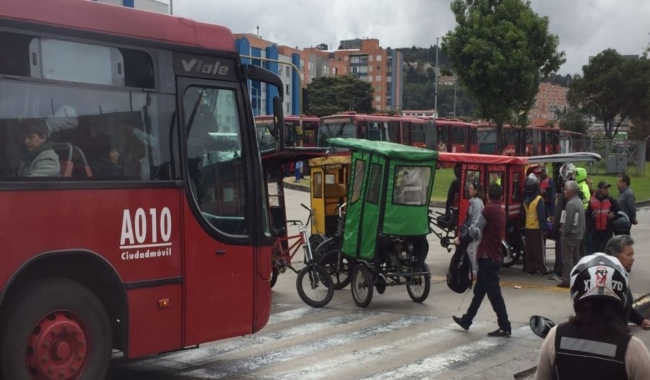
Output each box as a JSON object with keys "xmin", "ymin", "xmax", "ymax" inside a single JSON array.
[
  {"xmin": 308, "ymin": 38, "xmax": 404, "ymax": 112},
  {"xmin": 529, "ymin": 82, "xmax": 568, "ymax": 125}
]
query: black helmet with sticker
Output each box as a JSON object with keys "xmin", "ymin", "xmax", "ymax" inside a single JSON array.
[{"xmin": 570, "ymin": 253, "xmax": 629, "ymax": 309}]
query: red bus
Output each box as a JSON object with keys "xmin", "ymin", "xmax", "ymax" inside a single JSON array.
[
  {"xmin": 559, "ymin": 130, "xmax": 590, "ymax": 153},
  {"xmin": 0, "ymin": 1, "xmax": 284, "ymax": 378},
  {"xmin": 255, "ymin": 115, "xmax": 319, "ymax": 151},
  {"xmin": 317, "ymin": 112, "xmax": 435, "ymax": 149},
  {"xmin": 477, "ymin": 124, "xmax": 560, "ymax": 156},
  {"xmin": 433, "ymin": 118, "xmax": 478, "ymax": 153}
]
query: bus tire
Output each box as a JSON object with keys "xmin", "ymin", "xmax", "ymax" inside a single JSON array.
[{"xmin": 1, "ymin": 278, "xmax": 112, "ymax": 380}]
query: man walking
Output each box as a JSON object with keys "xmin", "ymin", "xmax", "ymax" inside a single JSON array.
[
  {"xmin": 586, "ymin": 181, "xmax": 620, "ymax": 253},
  {"xmin": 605, "ymin": 235, "xmax": 650, "ymax": 330},
  {"xmin": 617, "ymin": 174, "xmax": 637, "ymax": 236},
  {"xmin": 453, "ymin": 183, "xmax": 511, "ymax": 337},
  {"xmin": 558, "ymin": 180, "xmax": 585, "ymax": 288}
]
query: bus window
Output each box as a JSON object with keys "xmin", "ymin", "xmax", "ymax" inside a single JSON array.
[
  {"xmin": 0, "ymin": 81, "xmax": 174, "ymax": 181},
  {"xmin": 411, "ymin": 124, "xmax": 425, "ymax": 144},
  {"xmin": 451, "ymin": 126, "xmax": 466, "ymax": 144},
  {"xmin": 368, "ymin": 122, "xmax": 382, "ymax": 141},
  {"xmin": 388, "ymin": 121, "xmax": 400, "ymax": 143},
  {"xmin": 184, "ymin": 86, "xmax": 247, "ymax": 236}
]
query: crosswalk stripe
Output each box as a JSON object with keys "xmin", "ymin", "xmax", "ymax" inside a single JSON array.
[
  {"xmin": 367, "ymin": 325, "xmax": 532, "ymax": 380},
  {"xmin": 178, "ymin": 314, "xmax": 438, "ymax": 378},
  {"xmin": 263, "ymin": 321, "xmax": 491, "ymax": 380}
]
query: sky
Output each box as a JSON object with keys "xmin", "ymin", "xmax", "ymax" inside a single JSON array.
[{"xmin": 168, "ymin": 0, "xmax": 650, "ymax": 75}]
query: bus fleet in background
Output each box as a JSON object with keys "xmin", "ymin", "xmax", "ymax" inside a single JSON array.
[{"xmin": 256, "ymin": 112, "xmax": 589, "ymax": 156}]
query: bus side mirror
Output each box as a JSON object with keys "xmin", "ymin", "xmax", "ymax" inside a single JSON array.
[{"xmin": 273, "ymin": 96, "xmax": 285, "ymax": 150}]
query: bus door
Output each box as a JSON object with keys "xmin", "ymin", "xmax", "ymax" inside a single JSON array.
[
  {"xmin": 402, "ymin": 121, "xmax": 412, "ymax": 145},
  {"xmin": 177, "ymin": 78, "xmax": 257, "ymax": 344}
]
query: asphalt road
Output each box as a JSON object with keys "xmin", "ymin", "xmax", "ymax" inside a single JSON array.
[{"xmin": 109, "ymin": 187, "xmax": 650, "ymax": 379}]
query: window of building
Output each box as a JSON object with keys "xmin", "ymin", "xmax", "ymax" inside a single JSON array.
[
  {"xmin": 369, "ymin": 55, "xmax": 374, "ymax": 62},
  {"xmin": 286, "ymin": 102, "xmax": 291, "ymax": 113},
  {"xmin": 332, "ymin": 67, "xmax": 338, "ymax": 75},
  {"xmin": 376, "ymin": 55, "xmax": 382, "ymax": 62},
  {"xmin": 360, "ymin": 56, "xmax": 368, "ymax": 64},
  {"xmin": 286, "ymin": 84, "xmax": 290, "ymax": 96},
  {"xmin": 278, "ymin": 66, "xmax": 283, "ymax": 76},
  {"xmin": 375, "ymin": 95, "xmax": 381, "ymax": 102},
  {"xmin": 375, "ymin": 75, "xmax": 381, "ymax": 82},
  {"xmin": 350, "ymin": 56, "xmax": 360, "ymax": 64},
  {"xmin": 375, "ymin": 85, "xmax": 381, "ymax": 92},
  {"xmin": 344, "ymin": 56, "xmax": 349, "ymax": 61},
  {"xmin": 376, "ymin": 65, "xmax": 382, "ymax": 71},
  {"xmin": 286, "ymin": 68, "xmax": 290, "ymax": 78}
]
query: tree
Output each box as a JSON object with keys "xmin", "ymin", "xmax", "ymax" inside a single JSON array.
[
  {"xmin": 305, "ymin": 75, "xmax": 374, "ymax": 117},
  {"xmin": 559, "ymin": 109, "xmax": 588, "ymax": 135},
  {"xmin": 567, "ymin": 50, "xmax": 650, "ymax": 139},
  {"xmin": 315, "ymin": 43, "xmax": 328, "ymax": 50},
  {"xmin": 442, "ymin": 0, "xmax": 565, "ymax": 152}
]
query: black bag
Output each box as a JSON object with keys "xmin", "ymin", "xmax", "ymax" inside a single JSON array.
[{"xmin": 446, "ymin": 236, "xmax": 473, "ymax": 293}]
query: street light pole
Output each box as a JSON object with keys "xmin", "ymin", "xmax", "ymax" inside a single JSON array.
[{"xmin": 434, "ymin": 37, "xmax": 439, "ymax": 118}]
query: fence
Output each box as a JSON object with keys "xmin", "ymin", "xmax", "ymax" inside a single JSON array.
[{"xmin": 560, "ymin": 139, "xmax": 646, "ymax": 176}]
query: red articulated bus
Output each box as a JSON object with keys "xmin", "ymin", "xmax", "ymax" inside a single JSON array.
[
  {"xmin": 0, "ymin": 1, "xmax": 284, "ymax": 378},
  {"xmin": 477, "ymin": 124, "xmax": 560, "ymax": 156},
  {"xmin": 317, "ymin": 112, "xmax": 436, "ymax": 149}
]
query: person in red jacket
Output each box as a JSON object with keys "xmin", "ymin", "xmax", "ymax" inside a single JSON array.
[{"xmin": 587, "ymin": 181, "xmax": 620, "ymax": 253}]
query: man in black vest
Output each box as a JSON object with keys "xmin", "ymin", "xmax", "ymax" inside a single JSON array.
[{"xmin": 535, "ymin": 253, "xmax": 650, "ymax": 379}]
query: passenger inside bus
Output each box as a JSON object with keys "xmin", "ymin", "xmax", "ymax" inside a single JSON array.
[
  {"xmin": 16, "ymin": 118, "xmax": 60, "ymax": 177},
  {"xmin": 91, "ymin": 138, "xmax": 124, "ymax": 178}
]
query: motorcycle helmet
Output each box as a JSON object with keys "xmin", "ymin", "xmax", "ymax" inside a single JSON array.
[
  {"xmin": 612, "ymin": 211, "xmax": 631, "ymax": 233},
  {"xmin": 570, "ymin": 253, "xmax": 629, "ymax": 309},
  {"xmin": 559, "ymin": 163, "xmax": 576, "ymax": 181},
  {"xmin": 524, "ymin": 175, "xmax": 540, "ymax": 192}
]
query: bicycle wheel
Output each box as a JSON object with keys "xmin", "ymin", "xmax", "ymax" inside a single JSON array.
[
  {"xmin": 406, "ymin": 273, "xmax": 430, "ymax": 303},
  {"xmin": 308, "ymin": 234, "xmax": 325, "ymax": 261},
  {"xmin": 296, "ymin": 264, "xmax": 334, "ymax": 308},
  {"xmin": 319, "ymin": 250, "xmax": 351, "ymax": 290},
  {"xmin": 351, "ymin": 264, "xmax": 374, "ymax": 308}
]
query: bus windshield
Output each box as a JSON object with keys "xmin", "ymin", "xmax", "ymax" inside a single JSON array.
[{"xmin": 317, "ymin": 123, "xmax": 355, "ymax": 147}]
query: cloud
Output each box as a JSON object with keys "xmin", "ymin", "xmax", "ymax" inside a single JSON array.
[{"xmin": 171, "ymin": 0, "xmax": 650, "ymax": 75}]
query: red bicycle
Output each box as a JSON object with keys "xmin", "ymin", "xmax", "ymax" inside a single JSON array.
[{"xmin": 271, "ymin": 204, "xmax": 334, "ymax": 308}]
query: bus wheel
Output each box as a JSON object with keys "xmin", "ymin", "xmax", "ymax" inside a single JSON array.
[{"xmin": 1, "ymin": 278, "xmax": 112, "ymax": 380}]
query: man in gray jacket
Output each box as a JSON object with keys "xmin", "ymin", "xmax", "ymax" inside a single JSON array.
[
  {"xmin": 17, "ymin": 119, "xmax": 60, "ymax": 177},
  {"xmin": 616, "ymin": 174, "xmax": 637, "ymax": 235},
  {"xmin": 558, "ymin": 180, "xmax": 585, "ymax": 288}
]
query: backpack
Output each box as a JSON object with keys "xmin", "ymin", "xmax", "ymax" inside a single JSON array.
[{"xmin": 446, "ymin": 234, "xmax": 473, "ymax": 293}]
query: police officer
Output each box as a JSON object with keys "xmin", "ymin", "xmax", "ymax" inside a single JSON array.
[{"xmin": 535, "ymin": 253, "xmax": 650, "ymax": 379}]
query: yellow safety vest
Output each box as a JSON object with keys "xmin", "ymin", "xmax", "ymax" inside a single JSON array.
[{"xmin": 525, "ymin": 196, "xmax": 542, "ymax": 229}]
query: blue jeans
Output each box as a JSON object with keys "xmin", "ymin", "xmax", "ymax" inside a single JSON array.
[{"xmin": 461, "ymin": 258, "xmax": 511, "ymax": 331}]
